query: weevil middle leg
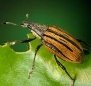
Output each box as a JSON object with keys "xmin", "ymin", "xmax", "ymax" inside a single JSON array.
[
  {"xmin": 7, "ymin": 38, "xmax": 43, "ymax": 78},
  {"xmin": 54, "ymin": 55, "xmax": 76, "ymax": 86},
  {"xmin": 28, "ymin": 43, "xmax": 43, "ymax": 79}
]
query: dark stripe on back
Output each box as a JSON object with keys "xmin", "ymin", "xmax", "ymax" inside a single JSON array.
[
  {"xmin": 44, "ymin": 40, "xmax": 73, "ymax": 61},
  {"xmin": 43, "ymin": 34, "xmax": 73, "ymax": 52},
  {"xmin": 47, "ymin": 29, "xmax": 82, "ymax": 51}
]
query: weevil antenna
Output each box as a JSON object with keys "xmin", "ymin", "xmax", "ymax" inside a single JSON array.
[
  {"xmin": 2, "ymin": 13, "xmax": 30, "ymax": 27},
  {"xmin": 19, "ymin": 13, "xmax": 30, "ymax": 28},
  {"xmin": 25, "ymin": 13, "xmax": 29, "ymax": 20},
  {"xmin": 3, "ymin": 21, "xmax": 18, "ymax": 26}
]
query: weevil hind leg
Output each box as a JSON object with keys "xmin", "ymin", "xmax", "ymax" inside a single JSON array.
[
  {"xmin": 28, "ymin": 44, "xmax": 43, "ymax": 79},
  {"xmin": 76, "ymin": 39, "xmax": 91, "ymax": 55},
  {"xmin": 83, "ymin": 48, "xmax": 90, "ymax": 55},
  {"xmin": 54, "ymin": 55, "xmax": 76, "ymax": 86}
]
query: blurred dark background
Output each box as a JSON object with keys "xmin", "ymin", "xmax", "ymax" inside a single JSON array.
[{"xmin": 0, "ymin": 0, "xmax": 91, "ymax": 51}]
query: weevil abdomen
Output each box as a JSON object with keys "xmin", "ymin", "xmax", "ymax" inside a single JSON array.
[{"xmin": 42, "ymin": 26, "xmax": 84, "ymax": 63}]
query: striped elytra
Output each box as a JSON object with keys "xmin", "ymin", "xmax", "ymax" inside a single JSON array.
[
  {"xmin": 26, "ymin": 22, "xmax": 84, "ymax": 63},
  {"xmin": 42, "ymin": 27, "xmax": 83, "ymax": 63}
]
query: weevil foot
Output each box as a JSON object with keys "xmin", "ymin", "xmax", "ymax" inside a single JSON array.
[
  {"xmin": 71, "ymin": 75, "xmax": 76, "ymax": 86},
  {"xmin": 28, "ymin": 70, "xmax": 34, "ymax": 79},
  {"xmin": 7, "ymin": 41, "xmax": 16, "ymax": 46}
]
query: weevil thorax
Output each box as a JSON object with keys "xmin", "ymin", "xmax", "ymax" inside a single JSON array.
[
  {"xmin": 21, "ymin": 21, "xmax": 48, "ymax": 39},
  {"xmin": 28, "ymin": 23, "xmax": 48, "ymax": 39}
]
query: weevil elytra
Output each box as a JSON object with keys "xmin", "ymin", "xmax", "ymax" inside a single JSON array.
[{"xmin": 3, "ymin": 14, "xmax": 91, "ymax": 86}]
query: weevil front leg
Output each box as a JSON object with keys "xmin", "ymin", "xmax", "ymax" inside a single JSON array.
[
  {"xmin": 28, "ymin": 43, "xmax": 43, "ymax": 79},
  {"xmin": 7, "ymin": 37, "xmax": 36, "ymax": 46},
  {"xmin": 54, "ymin": 55, "xmax": 76, "ymax": 86}
]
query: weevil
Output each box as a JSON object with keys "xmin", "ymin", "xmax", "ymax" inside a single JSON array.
[{"xmin": 3, "ymin": 14, "xmax": 91, "ymax": 86}]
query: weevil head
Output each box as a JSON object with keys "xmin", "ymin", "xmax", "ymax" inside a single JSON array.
[
  {"xmin": 20, "ymin": 13, "xmax": 48, "ymax": 38},
  {"xmin": 21, "ymin": 20, "xmax": 48, "ymax": 38},
  {"xmin": 21, "ymin": 13, "xmax": 32, "ymax": 28},
  {"xmin": 20, "ymin": 20, "xmax": 37, "ymax": 30},
  {"xmin": 21, "ymin": 21, "xmax": 30, "ymax": 28}
]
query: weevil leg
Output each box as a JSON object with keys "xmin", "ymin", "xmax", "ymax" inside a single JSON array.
[
  {"xmin": 7, "ymin": 37, "xmax": 36, "ymax": 46},
  {"xmin": 28, "ymin": 43, "xmax": 43, "ymax": 79},
  {"xmin": 54, "ymin": 55, "xmax": 76, "ymax": 86},
  {"xmin": 76, "ymin": 39, "xmax": 91, "ymax": 54},
  {"xmin": 20, "ymin": 37, "xmax": 36, "ymax": 43}
]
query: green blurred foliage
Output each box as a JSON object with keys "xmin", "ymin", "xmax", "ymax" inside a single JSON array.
[{"xmin": 0, "ymin": 34, "xmax": 91, "ymax": 86}]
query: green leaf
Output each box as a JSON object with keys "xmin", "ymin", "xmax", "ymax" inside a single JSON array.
[{"xmin": 0, "ymin": 34, "xmax": 91, "ymax": 86}]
